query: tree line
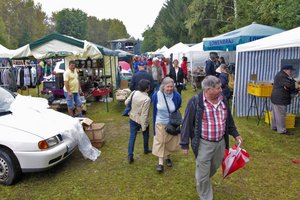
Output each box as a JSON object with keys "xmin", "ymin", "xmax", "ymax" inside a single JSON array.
[
  {"xmin": 0, "ymin": 0, "xmax": 130, "ymax": 49},
  {"xmin": 141, "ymin": 0, "xmax": 300, "ymax": 52}
]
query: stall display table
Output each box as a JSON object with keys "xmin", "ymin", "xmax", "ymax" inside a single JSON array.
[{"xmin": 246, "ymin": 82, "xmax": 273, "ymax": 125}]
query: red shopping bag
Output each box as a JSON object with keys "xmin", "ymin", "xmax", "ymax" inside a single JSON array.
[{"xmin": 222, "ymin": 143, "xmax": 250, "ymax": 178}]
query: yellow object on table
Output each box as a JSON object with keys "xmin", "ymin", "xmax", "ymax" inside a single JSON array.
[
  {"xmin": 265, "ymin": 111, "xmax": 296, "ymax": 128},
  {"xmin": 248, "ymin": 82, "xmax": 273, "ymax": 97}
]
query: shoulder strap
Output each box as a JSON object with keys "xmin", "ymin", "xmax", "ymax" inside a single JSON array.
[
  {"xmin": 162, "ymin": 92, "xmax": 170, "ymax": 114},
  {"xmin": 130, "ymin": 91, "xmax": 136, "ymax": 102}
]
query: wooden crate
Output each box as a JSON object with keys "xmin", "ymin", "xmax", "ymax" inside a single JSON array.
[
  {"xmin": 85, "ymin": 123, "xmax": 106, "ymax": 147},
  {"xmin": 265, "ymin": 111, "xmax": 296, "ymax": 128}
]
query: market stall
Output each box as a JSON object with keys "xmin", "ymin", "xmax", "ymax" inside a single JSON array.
[
  {"xmin": 11, "ymin": 33, "xmax": 118, "ymax": 111},
  {"xmin": 233, "ymin": 27, "xmax": 300, "ymax": 117}
]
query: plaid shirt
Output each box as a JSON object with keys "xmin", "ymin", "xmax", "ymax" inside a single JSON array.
[{"xmin": 201, "ymin": 95, "xmax": 227, "ymax": 141}]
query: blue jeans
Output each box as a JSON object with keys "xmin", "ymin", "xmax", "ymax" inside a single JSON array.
[{"xmin": 128, "ymin": 119, "xmax": 150, "ymax": 159}]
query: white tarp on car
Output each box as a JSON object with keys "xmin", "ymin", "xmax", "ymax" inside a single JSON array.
[{"xmin": 9, "ymin": 95, "xmax": 101, "ymax": 161}]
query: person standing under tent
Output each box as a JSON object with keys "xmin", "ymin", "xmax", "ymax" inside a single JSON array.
[
  {"xmin": 180, "ymin": 75, "xmax": 242, "ymax": 200},
  {"xmin": 271, "ymin": 64, "xmax": 300, "ymax": 135},
  {"xmin": 205, "ymin": 52, "xmax": 217, "ymax": 77},
  {"xmin": 63, "ymin": 60, "xmax": 82, "ymax": 117}
]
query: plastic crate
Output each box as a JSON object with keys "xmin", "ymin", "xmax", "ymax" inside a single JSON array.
[
  {"xmin": 265, "ymin": 111, "xmax": 296, "ymax": 128},
  {"xmin": 248, "ymin": 83, "xmax": 273, "ymax": 97}
]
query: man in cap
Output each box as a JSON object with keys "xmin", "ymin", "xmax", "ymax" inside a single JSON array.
[
  {"xmin": 271, "ymin": 64, "xmax": 300, "ymax": 135},
  {"xmin": 147, "ymin": 57, "xmax": 164, "ymax": 91},
  {"xmin": 130, "ymin": 62, "xmax": 154, "ymax": 95}
]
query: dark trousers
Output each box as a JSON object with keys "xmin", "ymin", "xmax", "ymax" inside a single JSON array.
[{"xmin": 128, "ymin": 119, "xmax": 150, "ymax": 158}]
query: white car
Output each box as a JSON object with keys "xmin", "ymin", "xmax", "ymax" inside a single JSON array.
[{"xmin": 0, "ymin": 87, "xmax": 77, "ymax": 185}]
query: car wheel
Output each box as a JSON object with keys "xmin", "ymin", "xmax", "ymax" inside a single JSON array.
[{"xmin": 0, "ymin": 148, "xmax": 21, "ymax": 185}]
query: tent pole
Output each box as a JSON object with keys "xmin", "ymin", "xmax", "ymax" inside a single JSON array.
[
  {"xmin": 109, "ymin": 56, "xmax": 114, "ymax": 102},
  {"xmin": 103, "ymin": 58, "xmax": 109, "ymax": 112}
]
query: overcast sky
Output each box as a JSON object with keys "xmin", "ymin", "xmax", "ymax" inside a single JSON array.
[{"xmin": 33, "ymin": 0, "xmax": 167, "ymax": 39}]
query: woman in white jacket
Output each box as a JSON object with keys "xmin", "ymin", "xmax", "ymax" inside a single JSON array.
[{"xmin": 125, "ymin": 79, "xmax": 151, "ymax": 164}]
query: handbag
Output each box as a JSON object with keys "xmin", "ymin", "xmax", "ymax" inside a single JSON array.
[
  {"xmin": 162, "ymin": 92, "xmax": 182, "ymax": 135},
  {"xmin": 122, "ymin": 91, "xmax": 135, "ymax": 116}
]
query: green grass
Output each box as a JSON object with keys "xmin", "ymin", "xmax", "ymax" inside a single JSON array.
[{"xmin": 1, "ymin": 86, "xmax": 300, "ymax": 200}]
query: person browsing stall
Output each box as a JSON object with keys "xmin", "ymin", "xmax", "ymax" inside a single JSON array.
[
  {"xmin": 271, "ymin": 64, "xmax": 300, "ymax": 135},
  {"xmin": 180, "ymin": 75, "xmax": 242, "ymax": 200},
  {"xmin": 63, "ymin": 60, "xmax": 82, "ymax": 117}
]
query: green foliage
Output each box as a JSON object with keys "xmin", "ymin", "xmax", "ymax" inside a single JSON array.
[
  {"xmin": 0, "ymin": 0, "xmax": 47, "ymax": 48},
  {"xmin": 142, "ymin": 0, "xmax": 300, "ymax": 51},
  {"xmin": 54, "ymin": 8, "xmax": 88, "ymax": 39},
  {"xmin": 86, "ymin": 17, "xmax": 130, "ymax": 47}
]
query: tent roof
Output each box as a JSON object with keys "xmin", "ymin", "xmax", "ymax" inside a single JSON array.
[
  {"xmin": 203, "ymin": 22, "xmax": 285, "ymax": 51},
  {"xmin": 188, "ymin": 42, "xmax": 204, "ymax": 52},
  {"xmin": 29, "ymin": 33, "xmax": 116, "ymax": 56},
  {"xmin": 0, "ymin": 44, "xmax": 15, "ymax": 58},
  {"xmin": 163, "ymin": 42, "xmax": 189, "ymax": 57},
  {"xmin": 237, "ymin": 26, "xmax": 300, "ymax": 52}
]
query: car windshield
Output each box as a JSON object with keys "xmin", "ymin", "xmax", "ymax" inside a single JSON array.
[{"xmin": 0, "ymin": 87, "xmax": 14, "ymax": 113}]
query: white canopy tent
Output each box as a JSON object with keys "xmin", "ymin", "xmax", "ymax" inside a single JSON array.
[
  {"xmin": 233, "ymin": 27, "xmax": 300, "ymax": 117},
  {"xmin": 155, "ymin": 45, "xmax": 168, "ymax": 54},
  {"xmin": 163, "ymin": 42, "xmax": 189, "ymax": 61}
]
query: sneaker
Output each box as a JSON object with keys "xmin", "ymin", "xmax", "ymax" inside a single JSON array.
[
  {"xmin": 156, "ymin": 164, "xmax": 164, "ymax": 173},
  {"xmin": 165, "ymin": 159, "xmax": 173, "ymax": 167}
]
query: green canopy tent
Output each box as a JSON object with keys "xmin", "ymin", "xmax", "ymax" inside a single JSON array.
[{"xmin": 12, "ymin": 33, "xmax": 118, "ymax": 111}]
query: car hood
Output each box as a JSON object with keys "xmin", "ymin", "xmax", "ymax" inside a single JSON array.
[{"xmin": 0, "ymin": 109, "xmax": 78, "ymax": 139}]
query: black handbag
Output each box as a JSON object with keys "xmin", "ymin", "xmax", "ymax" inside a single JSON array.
[
  {"xmin": 162, "ymin": 92, "xmax": 182, "ymax": 135},
  {"xmin": 122, "ymin": 91, "xmax": 135, "ymax": 116}
]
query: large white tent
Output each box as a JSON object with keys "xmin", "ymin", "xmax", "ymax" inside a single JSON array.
[
  {"xmin": 234, "ymin": 27, "xmax": 300, "ymax": 117},
  {"xmin": 163, "ymin": 42, "xmax": 189, "ymax": 61}
]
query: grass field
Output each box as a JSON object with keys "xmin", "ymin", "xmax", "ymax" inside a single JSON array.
[{"xmin": 1, "ymin": 86, "xmax": 299, "ymax": 200}]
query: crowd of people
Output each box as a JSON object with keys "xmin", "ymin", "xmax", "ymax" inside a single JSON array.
[
  {"xmin": 124, "ymin": 53, "xmax": 243, "ymax": 199},
  {"xmin": 61, "ymin": 54, "xmax": 299, "ymax": 200}
]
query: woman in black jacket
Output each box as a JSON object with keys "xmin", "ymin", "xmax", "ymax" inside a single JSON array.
[{"xmin": 169, "ymin": 59, "xmax": 184, "ymax": 94}]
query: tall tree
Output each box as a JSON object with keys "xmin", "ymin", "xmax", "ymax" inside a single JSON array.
[
  {"xmin": 53, "ymin": 8, "xmax": 88, "ymax": 39},
  {"xmin": 0, "ymin": 0, "xmax": 47, "ymax": 48}
]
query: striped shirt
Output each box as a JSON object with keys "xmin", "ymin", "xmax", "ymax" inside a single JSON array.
[{"xmin": 201, "ymin": 95, "xmax": 227, "ymax": 141}]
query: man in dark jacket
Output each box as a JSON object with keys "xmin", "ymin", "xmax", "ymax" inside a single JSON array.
[
  {"xmin": 180, "ymin": 75, "xmax": 242, "ymax": 200},
  {"xmin": 271, "ymin": 64, "xmax": 299, "ymax": 135},
  {"xmin": 205, "ymin": 52, "xmax": 217, "ymax": 76},
  {"xmin": 130, "ymin": 62, "xmax": 154, "ymax": 95}
]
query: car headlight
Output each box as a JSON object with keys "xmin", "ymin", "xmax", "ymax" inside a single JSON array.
[{"xmin": 38, "ymin": 136, "xmax": 59, "ymax": 150}]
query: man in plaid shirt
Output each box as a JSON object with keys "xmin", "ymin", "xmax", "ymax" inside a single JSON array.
[{"xmin": 180, "ymin": 75, "xmax": 243, "ymax": 200}]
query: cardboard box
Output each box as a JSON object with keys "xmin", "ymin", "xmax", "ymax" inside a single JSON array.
[{"xmin": 85, "ymin": 123, "xmax": 106, "ymax": 142}]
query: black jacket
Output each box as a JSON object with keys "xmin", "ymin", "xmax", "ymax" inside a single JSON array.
[
  {"xmin": 130, "ymin": 70, "xmax": 154, "ymax": 93},
  {"xmin": 271, "ymin": 70, "xmax": 296, "ymax": 105},
  {"xmin": 169, "ymin": 67, "xmax": 184, "ymax": 85},
  {"xmin": 180, "ymin": 92, "xmax": 239, "ymax": 158}
]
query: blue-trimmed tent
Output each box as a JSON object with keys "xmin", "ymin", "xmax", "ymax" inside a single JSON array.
[
  {"xmin": 203, "ymin": 22, "xmax": 285, "ymax": 51},
  {"xmin": 234, "ymin": 27, "xmax": 300, "ymax": 117}
]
